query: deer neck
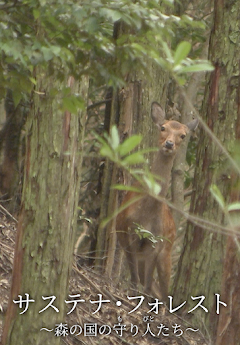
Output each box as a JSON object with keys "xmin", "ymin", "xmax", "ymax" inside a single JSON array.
[{"xmin": 152, "ymin": 150, "xmax": 176, "ymax": 197}]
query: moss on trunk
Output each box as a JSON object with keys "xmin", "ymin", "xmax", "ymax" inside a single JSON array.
[{"xmin": 2, "ymin": 72, "xmax": 88, "ymax": 345}]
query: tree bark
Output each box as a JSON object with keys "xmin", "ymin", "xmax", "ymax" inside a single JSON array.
[
  {"xmin": 0, "ymin": 88, "xmax": 26, "ymax": 210},
  {"xmin": 171, "ymin": 0, "xmax": 211, "ymax": 230},
  {"xmin": 173, "ymin": 0, "xmax": 240, "ymax": 339},
  {"xmin": 2, "ymin": 72, "xmax": 88, "ymax": 345},
  {"xmin": 215, "ymin": 80, "xmax": 240, "ymax": 345}
]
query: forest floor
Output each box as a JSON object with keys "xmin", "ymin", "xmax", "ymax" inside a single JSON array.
[{"xmin": 0, "ymin": 212, "xmax": 210, "ymax": 345}]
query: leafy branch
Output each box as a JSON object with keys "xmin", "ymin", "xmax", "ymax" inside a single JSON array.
[
  {"xmin": 0, "ymin": 0, "xmax": 213, "ymax": 110},
  {"xmin": 95, "ymin": 125, "xmax": 161, "ymax": 195}
]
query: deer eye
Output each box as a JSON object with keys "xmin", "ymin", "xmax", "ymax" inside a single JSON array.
[
  {"xmin": 161, "ymin": 126, "xmax": 165, "ymax": 131},
  {"xmin": 180, "ymin": 134, "xmax": 186, "ymax": 139}
]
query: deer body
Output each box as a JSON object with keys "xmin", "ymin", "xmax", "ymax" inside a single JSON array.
[{"xmin": 116, "ymin": 102, "xmax": 198, "ymax": 300}]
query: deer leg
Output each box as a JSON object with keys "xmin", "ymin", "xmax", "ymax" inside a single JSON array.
[
  {"xmin": 156, "ymin": 245, "xmax": 173, "ymax": 301},
  {"xmin": 138, "ymin": 260, "xmax": 145, "ymax": 286},
  {"xmin": 144, "ymin": 251, "xmax": 158, "ymax": 296},
  {"xmin": 125, "ymin": 248, "xmax": 139, "ymax": 287}
]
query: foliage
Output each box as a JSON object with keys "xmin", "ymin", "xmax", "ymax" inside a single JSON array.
[
  {"xmin": 133, "ymin": 222, "xmax": 163, "ymax": 247},
  {"xmin": 210, "ymin": 183, "xmax": 240, "ymax": 251},
  {"xmin": 96, "ymin": 124, "xmax": 162, "ymax": 194},
  {"xmin": 156, "ymin": 40, "xmax": 214, "ymax": 85},
  {"xmin": 97, "ymin": 125, "xmax": 145, "ymax": 166},
  {"xmin": 0, "ymin": 0, "xmax": 213, "ymax": 109},
  {"xmin": 210, "ymin": 184, "xmax": 240, "ymax": 214},
  {"xmin": 95, "ymin": 124, "xmax": 166, "ymax": 228}
]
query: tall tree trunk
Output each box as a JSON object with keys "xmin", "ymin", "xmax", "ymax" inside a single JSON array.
[
  {"xmin": 2, "ymin": 72, "xmax": 88, "ymax": 345},
  {"xmin": 215, "ymin": 93, "xmax": 240, "ymax": 345},
  {"xmin": 171, "ymin": 70, "xmax": 206, "ymax": 228},
  {"xmin": 173, "ymin": 0, "xmax": 240, "ymax": 339},
  {"xmin": 0, "ymin": 88, "xmax": 26, "ymax": 211},
  {"xmin": 171, "ymin": 0, "xmax": 211, "ymax": 230}
]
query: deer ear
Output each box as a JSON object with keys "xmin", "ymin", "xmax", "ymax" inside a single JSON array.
[
  {"xmin": 151, "ymin": 102, "xmax": 166, "ymax": 128},
  {"xmin": 186, "ymin": 118, "xmax": 199, "ymax": 132}
]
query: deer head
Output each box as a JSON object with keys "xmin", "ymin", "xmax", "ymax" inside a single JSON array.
[{"xmin": 151, "ymin": 102, "xmax": 198, "ymax": 156}]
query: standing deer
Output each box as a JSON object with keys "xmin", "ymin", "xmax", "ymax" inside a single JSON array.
[{"xmin": 116, "ymin": 102, "xmax": 198, "ymax": 300}]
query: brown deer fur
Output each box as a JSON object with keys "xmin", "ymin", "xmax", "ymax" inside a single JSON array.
[{"xmin": 116, "ymin": 102, "xmax": 198, "ymax": 300}]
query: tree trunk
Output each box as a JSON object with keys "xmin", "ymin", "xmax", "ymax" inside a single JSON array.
[
  {"xmin": 2, "ymin": 72, "xmax": 88, "ymax": 345},
  {"xmin": 95, "ymin": 17, "xmax": 170, "ymax": 279},
  {"xmin": 215, "ymin": 94, "xmax": 240, "ymax": 345},
  {"xmin": 171, "ymin": 70, "xmax": 205, "ymax": 228},
  {"xmin": 173, "ymin": 0, "xmax": 240, "ymax": 339},
  {"xmin": 0, "ymin": 88, "xmax": 26, "ymax": 211},
  {"xmin": 171, "ymin": 0, "xmax": 211, "ymax": 230}
]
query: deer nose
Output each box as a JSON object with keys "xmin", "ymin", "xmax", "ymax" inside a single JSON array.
[{"xmin": 165, "ymin": 140, "xmax": 174, "ymax": 149}]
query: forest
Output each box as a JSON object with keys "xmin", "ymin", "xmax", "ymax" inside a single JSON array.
[{"xmin": 0, "ymin": 0, "xmax": 239, "ymax": 344}]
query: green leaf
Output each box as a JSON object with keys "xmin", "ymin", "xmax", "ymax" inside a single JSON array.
[
  {"xmin": 109, "ymin": 125, "xmax": 120, "ymax": 150},
  {"xmin": 178, "ymin": 63, "xmax": 214, "ymax": 74},
  {"xmin": 111, "ymin": 185, "xmax": 142, "ymax": 193},
  {"xmin": 51, "ymin": 45, "xmax": 61, "ymax": 56},
  {"xmin": 41, "ymin": 47, "xmax": 54, "ymax": 61},
  {"xmin": 29, "ymin": 77, "xmax": 37, "ymax": 85},
  {"xmin": 210, "ymin": 184, "xmax": 225, "ymax": 210},
  {"xmin": 100, "ymin": 144, "xmax": 114, "ymax": 159},
  {"xmin": 137, "ymin": 147, "xmax": 159, "ymax": 155},
  {"xmin": 94, "ymin": 133, "xmax": 107, "ymax": 146},
  {"xmin": 174, "ymin": 41, "xmax": 191, "ymax": 66},
  {"xmin": 118, "ymin": 135, "xmax": 142, "ymax": 156},
  {"xmin": 175, "ymin": 75, "xmax": 187, "ymax": 85},
  {"xmin": 100, "ymin": 194, "xmax": 143, "ymax": 229},
  {"xmin": 99, "ymin": 8, "xmax": 122, "ymax": 22},
  {"xmin": 62, "ymin": 95, "xmax": 84, "ymax": 114},
  {"xmin": 227, "ymin": 202, "xmax": 240, "ymax": 212},
  {"xmin": 12, "ymin": 92, "xmax": 22, "ymax": 108},
  {"xmin": 136, "ymin": 228, "xmax": 153, "ymax": 237},
  {"xmin": 143, "ymin": 176, "xmax": 161, "ymax": 195},
  {"xmin": 131, "ymin": 43, "xmax": 146, "ymax": 54},
  {"xmin": 162, "ymin": 41, "xmax": 173, "ymax": 62},
  {"xmin": 123, "ymin": 152, "xmax": 145, "ymax": 165},
  {"xmin": 33, "ymin": 9, "xmax": 40, "ymax": 19}
]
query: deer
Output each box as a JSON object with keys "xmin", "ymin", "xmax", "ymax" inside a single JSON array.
[{"xmin": 116, "ymin": 102, "xmax": 198, "ymax": 300}]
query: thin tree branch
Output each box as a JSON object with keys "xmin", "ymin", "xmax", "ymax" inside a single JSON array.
[
  {"xmin": 0, "ymin": 204, "xmax": 18, "ymax": 223},
  {"xmin": 87, "ymin": 99, "xmax": 112, "ymax": 112}
]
